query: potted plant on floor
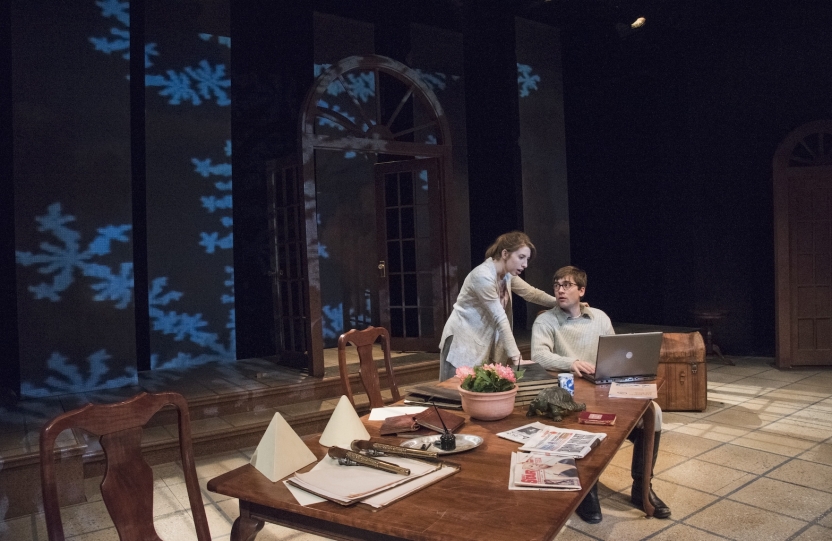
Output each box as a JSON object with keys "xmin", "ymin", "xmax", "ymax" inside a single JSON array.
[{"xmin": 455, "ymin": 363, "xmax": 524, "ymax": 421}]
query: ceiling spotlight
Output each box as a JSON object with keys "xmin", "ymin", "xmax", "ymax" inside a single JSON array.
[{"xmin": 631, "ymin": 17, "xmax": 646, "ymax": 29}]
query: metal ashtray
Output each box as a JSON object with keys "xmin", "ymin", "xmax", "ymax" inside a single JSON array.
[{"xmin": 399, "ymin": 434, "xmax": 483, "ymax": 455}]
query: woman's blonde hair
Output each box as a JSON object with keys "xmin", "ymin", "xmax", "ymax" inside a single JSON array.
[{"xmin": 484, "ymin": 231, "xmax": 536, "ymax": 260}]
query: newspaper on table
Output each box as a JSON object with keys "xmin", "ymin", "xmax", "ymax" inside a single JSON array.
[
  {"xmin": 517, "ymin": 426, "xmax": 606, "ymax": 458},
  {"xmin": 509, "ymin": 453, "xmax": 581, "ymax": 491},
  {"xmin": 496, "ymin": 421, "xmax": 551, "ymax": 444}
]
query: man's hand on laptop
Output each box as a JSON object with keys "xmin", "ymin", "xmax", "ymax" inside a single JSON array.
[{"xmin": 571, "ymin": 360, "xmax": 595, "ymax": 376}]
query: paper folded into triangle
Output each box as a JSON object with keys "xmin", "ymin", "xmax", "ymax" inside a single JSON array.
[
  {"xmin": 250, "ymin": 412, "xmax": 317, "ymax": 482},
  {"xmin": 319, "ymin": 395, "xmax": 371, "ymax": 448}
]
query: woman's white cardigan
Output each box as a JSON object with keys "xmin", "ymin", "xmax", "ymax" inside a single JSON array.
[{"xmin": 439, "ymin": 258, "xmax": 557, "ymax": 369}]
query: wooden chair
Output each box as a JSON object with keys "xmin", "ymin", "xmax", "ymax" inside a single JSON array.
[
  {"xmin": 337, "ymin": 326, "xmax": 401, "ymax": 409},
  {"xmin": 39, "ymin": 392, "xmax": 211, "ymax": 541}
]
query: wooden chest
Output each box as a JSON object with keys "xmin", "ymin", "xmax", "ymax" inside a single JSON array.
[{"xmin": 656, "ymin": 332, "xmax": 707, "ymax": 411}]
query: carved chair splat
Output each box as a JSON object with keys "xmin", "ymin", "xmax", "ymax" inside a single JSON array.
[
  {"xmin": 337, "ymin": 326, "xmax": 401, "ymax": 409},
  {"xmin": 39, "ymin": 391, "xmax": 211, "ymax": 541}
]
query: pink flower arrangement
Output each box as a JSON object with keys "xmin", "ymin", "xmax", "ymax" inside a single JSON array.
[{"xmin": 456, "ymin": 362, "xmax": 524, "ymax": 393}]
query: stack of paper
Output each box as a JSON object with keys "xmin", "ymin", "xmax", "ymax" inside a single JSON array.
[
  {"xmin": 287, "ymin": 454, "xmax": 457, "ymax": 508},
  {"xmin": 509, "ymin": 453, "xmax": 581, "ymax": 491}
]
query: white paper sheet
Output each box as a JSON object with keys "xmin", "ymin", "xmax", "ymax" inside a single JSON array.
[
  {"xmin": 283, "ymin": 480, "xmax": 327, "ymax": 505},
  {"xmin": 361, "ymin": 466, "xmax": 457, "ymax": 508},
  {"xmin": 368, "ymin": 406, "xmax": 427, "ymax": 420},
  {"xmin": 608, "ymin": 382, "xmax": 658, "ymax": 399}
]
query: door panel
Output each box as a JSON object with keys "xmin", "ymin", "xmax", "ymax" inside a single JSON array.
[
  {"xmin": 267, "ymin": 159, "xmax": 312, "ymax": 370},
  {"xmin": 788, "ymin": 174, "xmax": 832, "ymax": 365},
  {"xmin": 376, "ymin": 159, "xmax": 442, "ymax": 352}
]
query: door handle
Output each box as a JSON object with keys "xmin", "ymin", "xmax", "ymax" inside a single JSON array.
[{"xmin": 378, "ymin": 261, "xmax": 386, "ymax": 278}]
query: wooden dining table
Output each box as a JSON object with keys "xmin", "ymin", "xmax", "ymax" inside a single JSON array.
[{"xmin": 207, "ymin": 377, "xmax": 662, "ymax": 541}]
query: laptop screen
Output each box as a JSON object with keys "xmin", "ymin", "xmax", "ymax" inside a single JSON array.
[{"xmin": 587, "ymin": 332, "xmax": 663, "ymax": 384}]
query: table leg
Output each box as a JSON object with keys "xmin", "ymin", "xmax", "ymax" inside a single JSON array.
[
  {"xmin": 641, "ymin": 402, "xmax": 656, "ymax": 518},
  {"xmin": 231, "ymin": 502, "xmax": 265, "ymax": 541}
]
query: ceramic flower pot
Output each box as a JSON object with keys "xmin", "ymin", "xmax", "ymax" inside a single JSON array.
[{"xmin": 457, "ymin": 385, "xmax": 518, "ymax": 421}]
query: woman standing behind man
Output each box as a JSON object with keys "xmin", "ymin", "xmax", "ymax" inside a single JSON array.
[{"xmin": 439, "ymin": 231, "xmax": 559, "ymax": 381}]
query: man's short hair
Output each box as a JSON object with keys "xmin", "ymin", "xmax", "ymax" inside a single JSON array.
[{"xmin": 553, "ymin": 266, "xmax": 587, "ymax": 289}]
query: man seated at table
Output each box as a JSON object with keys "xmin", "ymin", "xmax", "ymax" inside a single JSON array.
[{"xmin": 531, "ymin": 266, "xmax": 671, "ymax": 523}]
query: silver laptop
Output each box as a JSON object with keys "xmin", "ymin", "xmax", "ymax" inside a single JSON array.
[{"xmin": 583, "ymin": 332, "xmax": 663, "ymax": 385}]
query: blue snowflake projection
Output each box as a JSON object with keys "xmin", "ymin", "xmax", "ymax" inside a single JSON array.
[
  {"xmin": 199, "ymin": 33, "xmax": 232, "ymax": 48},
  {"xmin": 147, "ymin": 61, "xmax": 231, "ymax": 106},
  {"xmin": 517, "ymin": 63, "xmax": 541, "ymax": 98},
  {"xmin": 194, "ymin": 140, "xmax": 233, "ymax": 253},
  {"xmin": 321, "ymin": 290, "xmax": 372, "ymax": 340},
  {"xmin": 414, "ymin": 69, "xmax": 447, "ymax": 92},
  {"xmin": 322, "ymin": 303, "xmax": 344, "ymax": 340},
  {"xmin": 16, "ymin": 203, "xmax": 133, "ymax": 308},
  {"xmin": 89, "ymin": 0, "xmax": 159, "ymax": 67},
  {"xmin": 21, "ymin": 350, "xmax": 138, "ymax": 397},
  {"xmin": 90, "ymin": 0, "xmax": 230, "ymax": 105},
  {"xmin": 148, "ymin": 268, "xmax": 236, "ymax": 369}
]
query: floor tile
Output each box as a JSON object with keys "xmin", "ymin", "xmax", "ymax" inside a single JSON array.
[
  {"xmin": 703, "ymin": 406, "xmax": 780, "ymax": 430},
  {"xmin": 707, "ymin": 371, "xmax": 749, "ymax": 385},
  {"xmin": 657, "ymin": 432, "xmax": 722, "ymax": 458},
  {"xmin": 153, "ymin": 510, "xmax": 200, "ymax": 541},
  {"xmin": 696, "ymin": 443, "xmax": 788, "ymax": 474},
  {"xmin": 766, "ymin": 459, "xmax": 832, "ymax": 494},
  {"xmin": 612, "ymin": 477, "xmax": 717, "ymax": 521},
  {"xmin": 153, "ymin": 485, "xmax": 187, "ymax": 516},
  {"xmin": 55, "ymin": 500, "xmax": 114, "ymax": 538},
  {"xmin": 552, "ymin": 526, "xmax": 598, "ymax": 540},
  {"xmin": 792, "ymin": 525, "xmax": 832, "ymax": 541},
  {"xmin": 709, "ymin": 366, "xmax": 772, "ymax": 378},
  {"xmin": 728, "ymin": 476, "xmax": 832, "ymax": 521},
  {"xmin": 598, "ymin": 463, "xmax": 633, "ymax": 495},
  {"xmin": 759, "ymin": 417, "xmax": 832, "ymax": 443},
  {"xmin": 0, "ymin": 513, "xmax": 46, "ymax": 541},
  {"xmin": 730, "ymin": 429, "xmax": 816, "ymax": 457},
  {"xmin": 798, "ymin": 442, "xmax": 832, "ymax": 466},
  {"xmin": 649, "ymin": 523, "xmax": 726, "ymax": 541},
  {"xmin": 751, "ymin": 369, "xmax": 816, "ymax": 384},
  {"xmin": 568, "ymin": 495, "xmax": 671, "ymax": 540},
  {"xmin": 657, "ymin": 458, "xmax": 749, "ymax": 494},
  {"xmin": 194, "ymin": 450, "xmax": 250, "ymax": 480},
  {"xmin": 684, "ymin": 499, "xmax": 807, "ymax": 541},
  {"xmin": 673, "ymin": 419, "xmax": 751, "ymax": 442}
]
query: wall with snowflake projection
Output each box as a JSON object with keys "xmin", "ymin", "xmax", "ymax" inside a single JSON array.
[{"xmin": 12, "ymin": 0, "xmax": 234, "ymax": 396}]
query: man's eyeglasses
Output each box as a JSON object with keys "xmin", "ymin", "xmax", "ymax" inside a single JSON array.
[{"xmin": 554, "ymin": 281, "xmax": 577, "ymax": 291}]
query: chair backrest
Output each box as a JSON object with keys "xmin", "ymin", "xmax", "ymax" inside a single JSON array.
[
  {"xmin": 337, "ymin": 326, "xmax": 401, "ymax": 409},
  {"xmin": 39, "ymin": 392, "xmax": 211, "ymax": 541}
]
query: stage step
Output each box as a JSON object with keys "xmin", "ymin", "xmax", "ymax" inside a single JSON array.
[{"xmin": 0, "ymin": 358, "xmax": 439, "ymax": 519}]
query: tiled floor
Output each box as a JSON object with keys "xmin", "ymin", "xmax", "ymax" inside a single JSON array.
[{"xmin": 2, "ymin": 356, "xmax": 831, "ymax": 541}]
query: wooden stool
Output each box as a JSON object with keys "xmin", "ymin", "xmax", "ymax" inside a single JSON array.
[{"xmin": 692, "ymin": 310, "xmax": 732, "ymax": 365}]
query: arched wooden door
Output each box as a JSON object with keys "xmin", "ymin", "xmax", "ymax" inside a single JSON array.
[
  {"xmin": 292, "ymin": 55, "xmax": 453, "ymax": 376},
  {"xmin": 773, "ymin": 120, "xmax": 832, "ymax": 368}
]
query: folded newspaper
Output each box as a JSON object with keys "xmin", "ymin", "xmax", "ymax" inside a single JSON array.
[
  {"xmin": 517, "ymin": 426, "xmax": 606, "ymax": 458},
  {"xmin": 510, "ymin": 453, "xmax": 581, "ymax": 490},
  {"xmin": 496, "ymin": 421, "xmax": 551, "ymax": 444}
]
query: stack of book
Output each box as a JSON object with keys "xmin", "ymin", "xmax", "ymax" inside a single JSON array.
[{"xmin": 514, "ymin": 363, "xmax": 560, "ymax": 406}]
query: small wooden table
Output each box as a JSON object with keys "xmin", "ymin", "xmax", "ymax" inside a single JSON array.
[{"xmin": 208, "ymin": 378, "xmax": 661, "ymax": 541}]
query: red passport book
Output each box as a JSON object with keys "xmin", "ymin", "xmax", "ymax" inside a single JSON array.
[{"xmin": 578, "ymin": 412, "xmax": 617, "ymax": 426}]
